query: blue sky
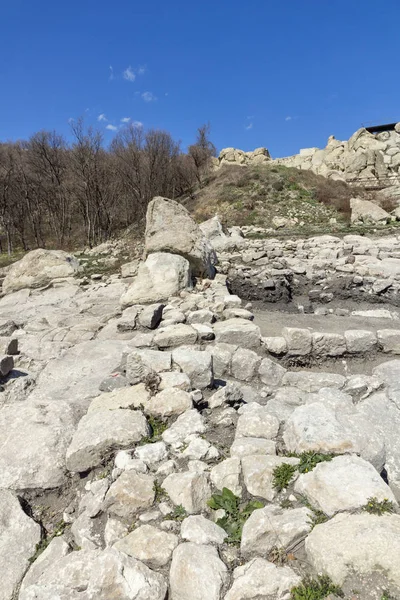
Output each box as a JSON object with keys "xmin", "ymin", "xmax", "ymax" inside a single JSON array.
[{"xmin": 1, "ymin": 0, "xmax": 400, "ymax": 157}]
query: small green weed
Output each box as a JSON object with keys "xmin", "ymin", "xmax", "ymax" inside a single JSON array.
[
  {"xmin": 153, "ymin": 480, "xmax": 167, "ymax": 502},
  {"xmin": 280, "ymin": 499, "xmax": 295, "ymax": 509},
  {"xmin": 167, "ymin": 505, "xmax": 187, "ymax": 522},
  {"xmin": 381, "ymin": 592, "xmax": 396, "ymax": 600},
  {"xmin": 290, "ymin": 575, "xmax": 344, "ymax": 600},
  {"xmin": 207, "ymin": 487, "xmax": 263, "ymax": 544},
  {"xmin": 273, "ymin": 463, "xmax": 297, "ymax": 491},
  {"xmin": 300, "ymin": 497, "xmax": 329, "ymax": 529},
  {"xmin": 140, "ymin": 415, "xmax": 168, "ymax": 445},
  {"xmin": 297, "ymin": 452, "xmax": 334, "ymax": 474},
  {"xmin": 29, "ymin": 520, "xmax": 68, "ymax": 564},
  {"xmin": 362, "ymin": 497, "xmax": 395, "ymax": 516}
]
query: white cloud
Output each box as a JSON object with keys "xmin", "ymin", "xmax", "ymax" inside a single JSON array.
[
  {"xmin": 132, "ymin": 120, "xmax": 143, "ymax": 128},
  {"xmin": 141, "ymin": 91, "xmax": 156, "ymax": 102},
  {"xmin": 285, "ymin": 116, "xmax": 292, "ymax": 121},
  {"xmin": 123, "ymin": 66, "xmax": 136, "ymax": 82},
  {"xmin": 98, "ymin": 113, "xmax": 107, "ymax": 122},
  {"xmin": 247, "ymin": 115, "xmax": 254, "ymax": 120},
  {"xmin": 106, "ymin": 124, "xmax": 118, "ymax": 131},
  {"xmin": 137, "ymin": 66, "xmax": 146, "ymax": 75},
  {"xmin": 68, "ymin": 117, "xmax": 74, "ymax": 123},
  {"xmin": 109, "ymin": 66, "xmax": 114, "ymax": 81},
  {"xmin": 245, "ymin": 122, "xmax": 253, "ymax": 130},
  {"xmin": 120, "ymin": 117, "xmax": 131, "ymax": 123}
]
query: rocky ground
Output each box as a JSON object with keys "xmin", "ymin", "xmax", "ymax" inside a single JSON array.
[{"xmin": 1, "ymin": 199, "xmax": 400, "ymax": 599}]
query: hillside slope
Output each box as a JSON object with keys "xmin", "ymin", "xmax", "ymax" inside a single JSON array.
[{"xmin": 183, "ymin": 163, "xmax": 395, "ymax": 233}]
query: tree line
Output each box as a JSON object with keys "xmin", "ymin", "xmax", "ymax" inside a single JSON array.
[{"xmin": 0, "ymin": 120, "xmax": 216, "ymax": 253}]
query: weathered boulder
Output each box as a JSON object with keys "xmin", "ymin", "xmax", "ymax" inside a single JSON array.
[
  {"xmin": 0, "ymin": 489, "xmax": 41, "ymax": 600},
  {"xmin": 162, "ymin": 471, "xmax": 211, "ymax": 514},
  {"xmin": 103, "ymin": 471, "xmax": 155, "ymax": 517},
  {"xmin": 295, "ymin": 455, "xmax": 397, "ymax": 516},
  {"xmin": 305, "ymin": 513, "xmax": 400, "ymax": 588},
  {"xmin": 19, "ymin": 547, "xmax": 167, "ymax": 600},
  {"xmin": 213, "ymin": 318, "xmax": 261, "ymax": 348},
  {"xmin": 180, "ymin": 515, "xmax": 227, "ymax": 545},
  {"xmin": 225, "ymin": 558, "xmax": 300, "ymax": 600},
  {"xmin": 114, "ymin": 524, "xmax": 178, "ymax": 568},
  {"xmin": 241, "ymin": 505, "xmax": 312, "ymax": 558},
  {"xmin": 169, "ymin": 542, "xmax": 228, "ymax": 600},
  {"xmin": 2, "ymin": 248, "xmax": 80, "ymax": 294},
  {"xmin": 121, "ymin": 252, "xmax": 192, "ymax": 307},
  {"xmin": 66, "ymin": 409, "xmax": 150, "ymax": 473},
  {"xmin": 242, "ymin": 455, "xmax": 299, "ymax": 501},
  {"xmin": 351, "ymin": 197, "xmax": 391, "ymax": 223},
  {"xmin": 145, "ymin": 196, "xmax": 216, "ymax": 277}
]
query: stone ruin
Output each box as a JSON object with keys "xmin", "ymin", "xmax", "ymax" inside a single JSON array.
[{"xmin": 0, "ymin": 198, "xmax": 399, "ymax": 598}]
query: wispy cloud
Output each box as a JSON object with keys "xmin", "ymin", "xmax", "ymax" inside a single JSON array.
[
  {"xmin": 109, "ymin": 66, "xmax": 114, "ymax": 81},
  {"xmin": 120, "ymin": 117, "xmax": 131, "ymax": 123},
  {"xmin": 98, "ymin": 113, "xmax": 107, "ymax": 122},
  {"xmin": 245, "ymin": 122, "xmax": 253, "ymax": 130},
  {"xmin": 106, "ymin": 124, "xmax": 118, "ymax": 131},
  {"xmin": 141, "ymin": 91, "xmax": 156, "ymax": 102},
  {"xmin": 132, "ymin": 120, "xmax": 143, "ymax": 128},
  {"xmin": 123, "ymin": 66, "xmax": 136, "ymax": 82},
  {"xmin": 137, "ymin": 66, "xmax": 146, "ymax": 75},
  {"xmin": 285, "ymin": 116, "xmax": 292, "ymax": 121}
]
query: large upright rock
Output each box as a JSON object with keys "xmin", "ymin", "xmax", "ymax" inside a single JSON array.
[
  {"xmin": 121, "ymin": 252, "xmax": 191, "ymax": 307},
  {"xmin": 2, "ymin": 249, "xmax": 80, "ymax": 294},
  {"xmin": 145, "ymin": 197, "xmax": 216, "ymax": 277}
]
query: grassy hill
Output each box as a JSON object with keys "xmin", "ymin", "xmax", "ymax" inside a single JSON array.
[{"xmin": 182, "ymin": 163, "xmax": 395, "ymax": 234}]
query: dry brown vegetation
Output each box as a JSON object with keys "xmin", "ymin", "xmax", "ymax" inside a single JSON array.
[{"xmin": 183, "ymin": 163, "xmax": 383, "ymax": 229}]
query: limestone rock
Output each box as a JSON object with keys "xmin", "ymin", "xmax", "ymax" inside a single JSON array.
[
  {"xmin": 295, "ymin": 454, "xmax": 396, "ymax": 516},
  {"xmin": 213, "ymin": 318, "xmax": 261, "ymax": 348},
  {"xmin": 2, "ymin": 248, "xmax": 80, "ymax": 294},
  {"xmin": 242, "ymin": 455, "xmax": 299, "ymax": 501},
  {"xmin": 162, "ymin": 471, "xmax": 211, "ymax": 514},
  {"xmin": 138, "ymin": 303, "xmax": 164, "ymax": 329},
  {"xmin": 230, "ymin": 437, "xmax": 276, "ymax": 458},
  {"xmin": 282, "ymin": 327, "xmax": 312, "ymax": 356},
  {"xmin": 282, "ymin": 371, "xmax": 345, "ymax": 393},
  {"xmin": 0, "ymin": 489, "xmax": 41, "ymax": 600},
  {"xmin": 345, "ymin": 329, "xmax": 377, "ymax": 353},
  {"xmin": 180, "ymin": 515, "xmax": 226, "ymax": 545},
  {"xmin": 236, "ymin": 403, "xmax": 280, "ymax": 440},
  {"xmin": 169, "ymin": 542, "xmax": 228, "ymax": 600},
  {"xmin": 121, "ymin": 252, "xmax": 191, "ymax": 307},
  {"xmin": 114, "ymin": 524, "xmax": 178, "ymax": 568},
  {"xmin": 145, "ymin": 196, "xmax": 216, "ymax": 277},
  {"xmin": 305, "ymin": 513, "xmax": 400, "ymax": 587},
  {"xmin": 0, "ymin": 400, "xmax": 76, "ymax": 490},
  {"xmin": 66, "ymin": 409, "xmax": 149, "ymax": 473},
  {"xmin": 225, "ymin": 558, "xmax": 301, "ymax": 600},
  {"xmin": 210, "ymin": 458, "xmax": 242, "ymax": 496},
  {"xmin": 258, "ymin": 357, "xmax": 287, "ymax": 386},
  {"xmin": 19, "ymin": 547, "xmax": 167, "ymax": 600},
  {"xmin": 88, "ymin": 384, "xmax": 151, "ymax": 412},
  {"xmin": 162, "ymin": 410, "xmax": 206, "ymax": 446},
  {"xmin": 172, "ymin": 347, "xmax": 213, "ymax": 389},
  {"xmin": 154, "ymin": 324, "xmax": 198, "ymax": 348},
  {"xmin": 351, "ymin": 197, "xmax": 390, "ymax": 223},
  {"xmin": 103, "ymin": 471, "xmax": 155, "ymax": 517},
  {"xmin": 241, "ymin": 505, "xmax": 312, "ymax": 558},
  {"xmin": 283, "ymin": 402, "xmax": 357, "ymax": 454},
  {"xmin": 147, "ymin": 389, "xmax": 192, "ymax": 417}
]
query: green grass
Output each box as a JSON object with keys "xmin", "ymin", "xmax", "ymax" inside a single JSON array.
[
  {"xmin": 290, "ymin": 575, "xmax": 344, "ymax": 600},
  {"xmin": 297, "ymin": 452, "xmax": 334, "ymax": 474},
  {"xmin": 273, "ymin": 463, "xmax": 298, "ymax": 492},
  {"xmin": 29, "ymin": 520, "xmax": 68, "ymax": 564},
  {"xmin": 166, "ymin": 505, "xmax": 187, "ymax": 522},
  {"xmin": 362, "ymin": 497, "xmax": 395, "ymax": 515},
  {"xmin": 139, "ymin": 415, "xmax": 168, "ymax": 445},
  {"xmin": 207, "ymin": 487, "xmax": 263, "ymax": 544},
  {"xmin": 0, "ymin": 250, "xmax": 25, "ymax": 269}
]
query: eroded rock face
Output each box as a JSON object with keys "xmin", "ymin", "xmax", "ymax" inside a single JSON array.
[
  {"xmin": 145, "ymin": 196, "xmax": 216, "ymax": 277},
  {"xmin": 3, "ymin": 248, "xmax": 80, "ymax": 294}
]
